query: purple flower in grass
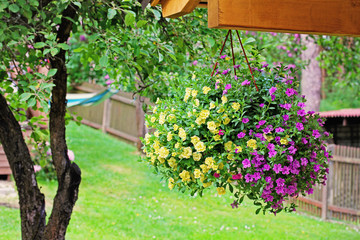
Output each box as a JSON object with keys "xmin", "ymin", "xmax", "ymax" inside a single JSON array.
[
  {"xmin": 231, "ymin": 200, "xmax": 239, "ymax": 209},
  {"xmin": 259, "ymin": 103, "xmax": 265, "ymax": 108},
  {"xmin": 222, "ymin": 69, "xmax": 231, "ymax": 75},
  {"xmin": 220, "ymin": 55, "xmax": 227, "ymax": 59},
  {"xmin": 192, "ymin": 60, "xmax": 198, "ymax": 65},
  {"xmin": 225, "ymin": 84, "xmax": 232, "ymax": 90}
]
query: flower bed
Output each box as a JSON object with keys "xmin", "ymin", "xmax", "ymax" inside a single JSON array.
[{"xmin": 142, "ymin": 56, "xmax": 331, "ymax": 215}]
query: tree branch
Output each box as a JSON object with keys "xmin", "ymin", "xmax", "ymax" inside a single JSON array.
[{"xmin": 0, "ymin": 93, "xmax": 46, "ymax": 240}]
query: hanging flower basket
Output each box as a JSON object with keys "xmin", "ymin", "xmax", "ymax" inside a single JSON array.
[{"xmin": 141, "ymin": 31, "xmax": 331, "ymax": 215}]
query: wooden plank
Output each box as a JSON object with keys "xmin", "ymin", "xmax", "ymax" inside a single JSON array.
[
  {"xmin": 0, "ymin": 161, "xmax": 10, "ymax": 167},
  {"xmin": 331, "ymin": 155, "xmax": 360, "ymax": 164},
  {"xmin": 105, "ymin": 127, "xmax": 139, "ymax": 144},
  {"xmin": 297, "ymin": 196, "xmax": 322, "ymax": 208},
  {"xmin": 161, "ymin": 0, "xmax": 201, "ymax": 18},
  {"xmin": 150, "ymin": 0, "xmax": 161, "ymax": 7},
  {"xmin": 328, "ymin": 205, "xmax": 360, "ymax": 216},
  {"xmin": 0, "ymin": 167, "xmax": 12, "ymax": 175},
  {"xmin": 102, "ymin": 99, "xmax": 112, "ymax": 133},
  {"xmin": 208, "ymin": 0, "xmax": 360, "ymax": 36},
  {"xmin": 81, "ymin": 119, "xmax": 102, "ymax": 130}
]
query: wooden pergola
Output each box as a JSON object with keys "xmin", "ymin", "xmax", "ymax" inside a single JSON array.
[{"xmin": 150, "ymin": 0, "xmax": 360, "ymax": 36}]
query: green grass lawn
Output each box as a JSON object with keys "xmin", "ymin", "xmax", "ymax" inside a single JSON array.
[{"xmin": 1, "ymin": 122, "xmax": 359, "ymax": 240}]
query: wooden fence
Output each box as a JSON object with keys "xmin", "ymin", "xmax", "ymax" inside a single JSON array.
[
  {"xmin": 291, "ymin": 144, "xmax": 360, "ymax": 224},
  {"xmin": 68, "ymin": 83, "xmax": 149, "ymax": 150}
]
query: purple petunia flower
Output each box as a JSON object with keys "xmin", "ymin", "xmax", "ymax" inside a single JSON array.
[
  {"xmin": 242, "ymin": 159, "xmax": 251, "ymax": 168},
  {"xmin": 241, "ymin": 80, "xmax": 251, "ymax": 86},
  {"xmin": 220, "ymin": 55, "xmax": 227, "ymax": 59},
  {"xmin": 297, "ymin": 109, "xmax": 306, "ymax": 117},
  {"xmin": 269, "ymin": 87, "xmax": 277, "ymax": 95},
  {"xmin": 283, "ymin": 115, "xmax": 289, "ymax": 121},
  {"xmin": 213, "ymin": 173, "xmax": 220, "ymax": 178},
  {"xmin": 269, "ymin": 150, "xmax": 277, "ymax": 158},
  {"xmin": 263, "ymin": 164, "xmax": 271, "ymax": 171},
  {"xmin": 312, "ymin": 130, "xmax": 321, "ymax": 139},
  {"xmin": 259, "ymin": 120, "xmax": 266, "ymax": 126},
  {"xmin": 219, "ymin": 129, "xmax": 225, "ymax": 136},
  {"xmin": 273, "ymin": 164, "xmax": 282, "ymax": 174},
  {"xmin": 301, "ymin": 137, "xmax": 308, "ymax": 144},
  {"xmin": 300, "ymin": 158, "xmax": 308, "ymax": 166},
  {"xmin": 280, "ymin": 103, "xmax": 292, "ymax": 110},
  {"xmin": 263, "ymin": 128, "xmax": 271, "ymax": 134},
  {"xmin": 297, "ymin": 102, "xmax": 306, "ymax": 108},
  {"xmin": 192, "ymin": 60, "xmax": 198, "ymax": 65},
  {"xmin": 271, "ymin": 94, "xmax": 276, "ymax": 101},
  {"xmin": 275, "ymin": 127, "xmax": 284, "ymax": 133},
  {"xmin": 276, "ymin": 178, "xmax": 285, "ymax": 187},
  {"xmin": 225, "ymin": 84, "xmax": 232, "ymax": 90},
  {"xmin": 245, "ymin": 174, "xmax": 253, "ymax": 183},
  {"xmin": 259, "ymin": 103, "xmax": 265, "ymax": 108},
  {"xmin": 231, "ymin": 200, "xmax": 239, "ymax": 209},
  {"xmin": 285, "ymin": 88, "xmax": 296, "ymax": 97},
  {"xmin": 222, "ymin": 69, "xmax": 231, "ymax": 75},
  {"xmin": 237, "ymin": 132, "xmax": 246, "ymax": 139},
  {"xmin": 265, "ymin": 176, "xmax": 272, "ymax": 183},
  {"xmin": 249, "ymin": 129, "xmax": 254, "ymax": 136},
  {"xmin": 242, "ymin": 118, "xmax": 249, "ymax": 124},
  {"xmin": 296, "ymin": 122, "xmax": 304, "ymax": 131},
  {"xmin": 232, "ymin": 173, "xmax": 242, "ymax": 180}
]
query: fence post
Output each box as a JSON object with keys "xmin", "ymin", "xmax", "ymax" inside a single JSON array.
[
  {"xmin": 323, "ymin": 144, "xmax": 335, "ymax": 220},
  {"xmin": 135, "ymin": 96, "xmax": 145, "ymax": 151},
  {"xmin": 101, "ymin": 98, "xmax": 111, "ymax": 133}
]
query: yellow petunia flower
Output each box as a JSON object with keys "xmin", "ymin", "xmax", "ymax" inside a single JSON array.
[
  {"xmin": 217, "ymin": 187, "xmax": 226, "ymax": 195},
  {"xmin": 158, "ymin": 146, "xmax": 169, "ymax": 158},
  {"xmin": 247, "ymin": 139, "xmax": 257, "ymax": 149},
  {"xmin": 191, "ymin": 90, "xmax": 198, "ymax": 97},
  {"xmin": 194, "ymin": 169, "xmax": 202, "ymax": 178},
  {"xmin": 232, "ymin": 102, "xmax": 240, "ymax": 111},
  {"xmin": 209, "ymin": 102, "xmax": 216, "ymax": 109},
  {"xmin": 194, "ymin": 141, "xmax": 206, "ymax": 152},
  {"xmin": 194, "ymin": 99, "xmax": 200, "ymax": 107},
  {"xmin": 223, "ymin": 117, "xmax": 231, "ymax": 125},
  {"xmin": 180, "ymin": 147, "xmax": 192, "ymax": 159},
  {"xmin": 200, "ymin": 110, "xmax": 210, "ymax": 119},
  {"xmin": 191, "ymin": 136, "xmax": 200, "ymax": 145},
  {"xmin": 202, "ymin": 86, "xmax": 211, "ymax": 94},
  {"xmin": 207, "ymin": 121, "xmax": 216, "ymax": 131},
  {"xmin": 167, "ymin": 132, "xmax": 173, "ymax": 141},
  {"xmin": 221, "ymin": 95, "xmax": 228, "ymax": 104},
  {"xmin": 179, "ymin": 170, "xmax": 191, "ymax": 182},
  {"xmin": 224, "ymin": 141, "xmax": 233, "ymax": 151},
  {"xmin": 179, "ymin": 128, "xmax": 186, "ymax": 141},
  {"xmin": 173, "ymin": 124, "xmax": 179, "ymax": 131},
  {"xmin": 193, "ymin": 152, "xmax": 202, "ymax": 161}
]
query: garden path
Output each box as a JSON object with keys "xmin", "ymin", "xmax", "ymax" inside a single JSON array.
[{"xmin": 0, "ymin": 180, "xmax": 18, "ymax": 208}]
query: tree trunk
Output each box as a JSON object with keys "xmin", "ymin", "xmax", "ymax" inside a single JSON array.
[
  {"xmin": 301, "ymin": 35, "xmax": 322, "ymax": 112},
  {"xmin": 43, "ymin": 3, "xmax": 81, "ymax": 240},
  {"xmin": 0, "ymin": 3, "xmax": 80, "ymax": 240},
  {"xmin": 0, "ymin": 94, "xmax": 46, "ymax": 240}
]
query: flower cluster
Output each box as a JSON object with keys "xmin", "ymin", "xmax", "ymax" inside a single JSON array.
[{"xmin": 142, "ymin": 57, "xmax": 331, "ymax": 215}]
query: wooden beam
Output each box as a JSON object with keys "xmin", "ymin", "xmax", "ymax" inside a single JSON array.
[
  {"xmin": 150, "ymin": 0, "xmax": 161, "ymax": 7},
  {"xmin": 161, "ymin": 0, "xmax": 201, "ymax": 18},
  {"xmin": 208, "ymin": 0, "xmax": 360, "ymax": 36}
]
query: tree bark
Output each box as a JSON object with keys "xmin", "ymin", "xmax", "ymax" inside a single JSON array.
[
  {"xmin": 0, "ymin": 94, "xmax": 46, "ymax": 240},
  {"xmin": 43, "ymin": 3, "xmax": 81, "ymax": 240},
  {"xmin": 301, "ymin": 35, "xmax": 322, "ymax": 112}
]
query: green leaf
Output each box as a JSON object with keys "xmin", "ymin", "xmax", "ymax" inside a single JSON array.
[
  {"xmin": 28, "ymin": 97, "xmax": 36, "ymax": 107},
  {"xmin": 50, "ymin": 48, "xmax": 59, "ymax": 56},
  {"xmin": 158, "ymin": 52, "xmax": 163, "ymax": 62},
  {"xmin": 107, "ymin": 8, "xmax": 117, "ymax": 19},
  {"xmin": 9, "ymin": 4, "xmax": 19, "ymax": 13},
  {"xmin": 208, "ymin": 37, "xmax": 215, "ymax": 47},
  {"xmin": 0, "ymin": 2, "xmax": 9, "ymax": 11},
  {"xmin": 47, "ymin": 69, "xmax": 57, "ymax": 77},
  {"xmin": 255, "ymin": 207, "xmax": 261, "ymax": 215},
  {"xmin": 34, "ymin": 42, "xmax": 46, "ymax": 48},
  {"xmin": 57, "ymin": 43, "xmax": 70, "ymax": 50},
  {"xmin": 73, "ymin": 1, "xmax": 81, "ymax": 8},
  {"xmin": 99, "ymin": 55, "xmax": 108, "ymax": 67},
  {"xmin": 125, "ymin": 12, "xmax": 135, "ymax": 27},
  {"xmin": 137, "ymin": 20, "xmax": 147, "ymax": 28},
  {"xmin": 20, "ymin": 93, "xmax": 32, "ymax": 102}
]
